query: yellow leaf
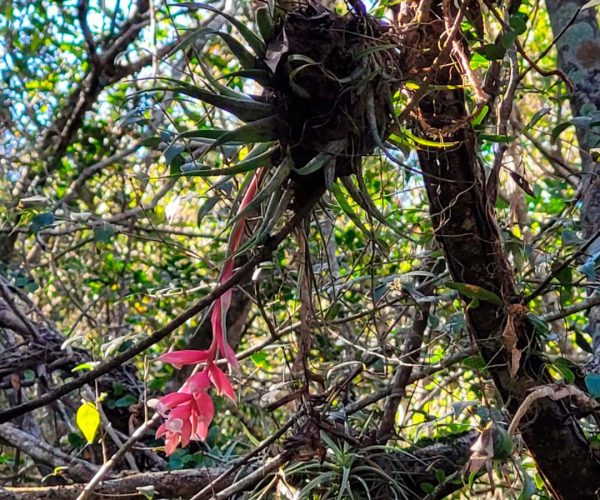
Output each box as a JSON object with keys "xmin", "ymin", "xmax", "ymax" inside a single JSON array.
[{"xmin": 76, "ymin": 402, "xmax": 100, "ymax": 444}]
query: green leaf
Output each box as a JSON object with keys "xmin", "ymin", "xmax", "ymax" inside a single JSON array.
[
  {"xmin": 479, "ymin": 134, "xmax": 514, "ymax": 143},
  {"xmin": 518, "ymin": 470, "xmax": 538, "ymax": 500},
  {"xmin": 136, "ymin": 485, "xmax": 155, "ymax": 499},
  {"xmin": 145, "ymin": 85, "xmax": 274, "ymax": 122},
  {"xmin": 447, "ymin": 282, "xmax": 503, "ymax": 306},
  {"xmin": 462, "ymin": 355, "xmax": 486, "ymax": 370},
  {"xmin": 164, "ymin": 143, "xmax": 185, "ymax": 165},
  {"xmin": 392, "ymin": 130, "xmax": 459, "ymax": 149},
  {"xmin": 30, "ymin": 212, "xmax": 55, "ymax": 234},
  {"xmin": 420, "ymin": 482, "xmax": 435, "ymax": 494},
  {"xmin": 552, "ymin": 357, "xmax": 575, "ymax": 384},
  {"xmin": 585, "ymin": 374, "xmax": 600, "ymax": 397},
  {"xmin": 113, "ymin": 394, "xmax": 138, "ymax": 408},
  {"xmin": 524, "ymin": 106, "xmax": 551, "ymax": 132},
  {"xmin": 76, "ymin": 402, "xmax": 100, "ymax": 444},
  {"xmin": 71, "ymin": 362, "xmax": 98, "ymax": 372},
  {"xmin": 176, "ymin": 3, "xmax": 266, "ymax": 57},
  {"xmin": 250, "ymin": 351, "xmax": 269, "ymax": 369},
  {"xmin": 500, "ymin": 30, "xmax": 518, "ymax": 49},
  {"xmin": 475, "ymin": 43, "xmax": 506, "ymax": 61},
  {"xmin": 509, "ymin": 15, "xmax": 527, "ymax": 35},
  {"xmin": 551, "ymin": 122, "xmax": 572, "ymax": 144},
  {"xmin": 209, "ymin": 30, "xmax": 258, "ymax": 70},
  {"xmin": 470, "ymin": 53, "xmax": 490, "ymax": 70},
  {"xmin": 216, "ymin": 69, "xmax": 272, "ymax": 88},
  {"xmin": 325, "ymin": 303, "xmax": 341, "ymax": 320},
  {"xmin": 492, "ymin": 425, "xmax": 514, "ymax": 459},
  {"xmin": 526, "ymin": 314, "xmax": 549, "ymax": 336},
  {"xmin": 434, "ymin": 468, "xmax": 446, "ymax": 484},
  {"xmin": 94, "ymin": 223, "xmax": 116, "ymax": 244},
  {"xmin": 294, "ymin": 146, "xmax": 341, "ymax": 175},
  {"xmin": 68, "ymin": 432, "xmax": 86, "ymax": 447},
  {"xmin": 255, "ymin": 6, "xmax": 274, "ymax": 43},
  {"xmin": 180, "ymin": 144, "xmax": 276, "ymax": 177},
  {"xmin": 472, "ymin": 105, "xmax": 489, "ymax": 126},
  {"xmin": 210, "ymin": 116, "xmax": 279, "ymax": 150},
  {"xmin": 197, "ymin": 197, "xmax": 219, "ymax": 226}
]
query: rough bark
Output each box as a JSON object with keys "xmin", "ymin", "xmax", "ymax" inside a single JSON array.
[
  {"xmin": 2, "ymin": 468, "xmax": 228, "ymax": 500},
  {"xmin": 400, "ymin": 2, "xmax": 600, "ymax": 498},
  {"xmin": 546, "ymin": 1, "xmax": 600, "ymax": 371}
]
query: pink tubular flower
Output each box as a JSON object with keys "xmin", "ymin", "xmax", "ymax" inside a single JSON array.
[
  {"xmin": 155, "ymin": 169, "xmax": 262, "ymax": 455},
  {"xmin": 154, "ymin": 376, "xmax": 218, "ymax": 454},
  {"xmin": 156, "ymin": 423, "xmax": 180, "ymax": 456}
]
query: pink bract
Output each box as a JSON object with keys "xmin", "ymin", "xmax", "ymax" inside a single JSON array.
[{"xmin": 158, "ymin": 350, "xmax": 211, "ymax": 369}]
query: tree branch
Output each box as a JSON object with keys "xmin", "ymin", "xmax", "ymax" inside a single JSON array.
[{"xmin": 0, "ymin": 423, "xmax": 99, "ymax": 482}]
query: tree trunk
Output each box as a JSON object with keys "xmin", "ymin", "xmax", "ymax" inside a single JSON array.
[{"xmin": 400, "ymin": 2, "xmax": 600, "ymax": 498}]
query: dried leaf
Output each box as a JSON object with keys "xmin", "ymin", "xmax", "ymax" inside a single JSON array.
[
  {"xmin": 467, "ymin": 427, "xmax": 494, "ymax": 474},
  {"xmin": 265, "ymin": 29, "xmax": 288, "ymax": 73},
  {"xmin": 502, "ymin": 304, "xmax": 527, "ymax": 378}
]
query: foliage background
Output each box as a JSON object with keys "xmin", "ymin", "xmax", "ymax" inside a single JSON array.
[{"xmin": 0, "ymin": 0, "xmax": 599, "ymax": 498}]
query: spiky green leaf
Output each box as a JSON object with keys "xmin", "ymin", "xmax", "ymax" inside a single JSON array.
[{"xmin": 175, "ymin": 3, "xmax": 266, "ymax": 56}]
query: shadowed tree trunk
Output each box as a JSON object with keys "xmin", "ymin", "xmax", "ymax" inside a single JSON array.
[
  {"xmin": 546, "ymin": 0, "xmax": 600, "ymax": 371},
  {"xmin": 400, "ymin": 2, "xmax": 600, "ymax": 498}
]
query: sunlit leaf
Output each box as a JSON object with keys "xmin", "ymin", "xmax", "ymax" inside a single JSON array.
[{"xmin": 76, "ymin": 402, "xmax": 100, "ymax": 444}]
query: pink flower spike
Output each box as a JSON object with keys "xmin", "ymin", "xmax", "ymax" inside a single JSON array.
[
  {"xmin": 208, "ymin": 363, "xmax": 236, "ymax": 401},
  {"xmin": 166, "ymin": 404, "xmax": 192, "ymax": 432},
  {"xmin": 159, "ymin": 350, "xmax": 211, "ymax": 369},
  {"xmin": 156, "ymin": 392, "xmax": 192, "ymax": 417}
]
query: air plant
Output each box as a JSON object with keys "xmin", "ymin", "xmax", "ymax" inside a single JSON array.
[
  {"xmin": 279, "ymin": 432, "xmax": 411, "ymax": 500},
  {"xmin": 152, "ymin": 0, "xmax": 406, "ymax": 454}
]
